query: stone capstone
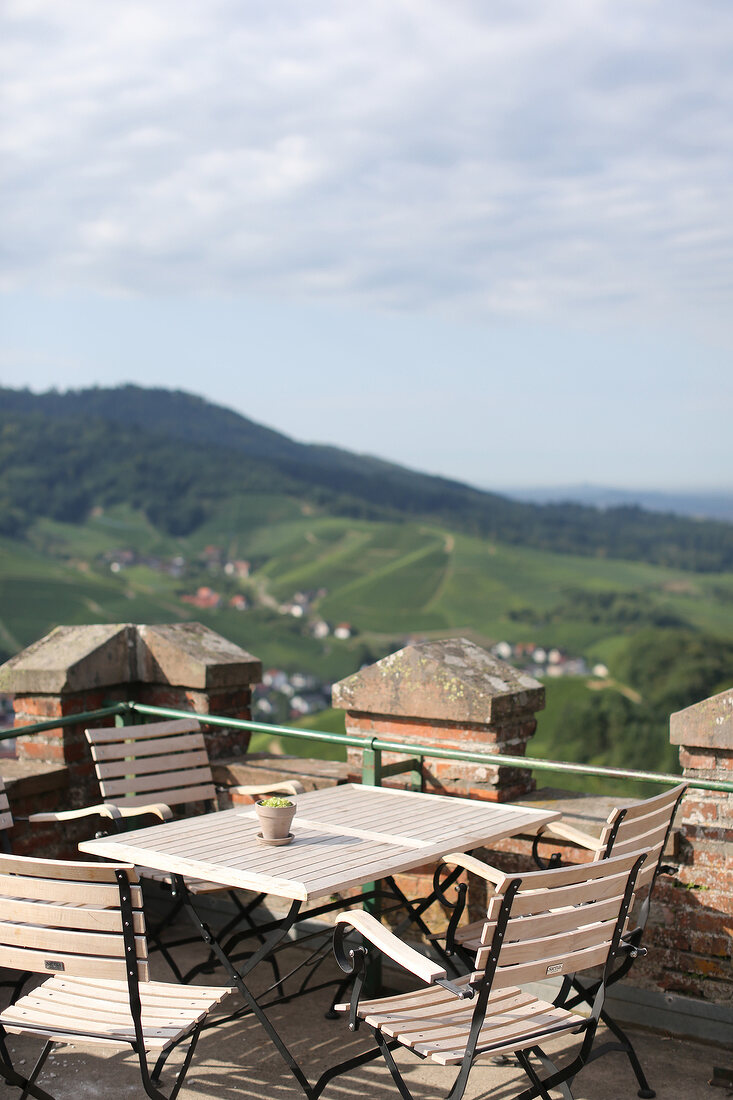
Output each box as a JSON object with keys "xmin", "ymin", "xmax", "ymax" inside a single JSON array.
[
  {"xmin": 332, "ymin": 636, "xmax": 544, "ymax": 724},
  {"xmin": 670, "ymin": 686, "xmax": 733, "ymax": 750},
  {"xmin": 0, "ymin": 624, "xmax": 134, "ymax": 694},
  {"xmin": 0, "ymin": 622, "xmax": 261, "ymax": 695}
]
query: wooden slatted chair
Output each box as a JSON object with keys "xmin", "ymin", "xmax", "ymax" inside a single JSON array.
[
  {"xmin": 322, "ymin": 851, "xmax": 647, "ymax": 1100},
  {"xmin": 435, "ymin": 783, "xmax": 686, "ymax": 1098},
  {"xmin": 31, "ymin": 718, "xmax": 303, "ymax": 983},
  {"xmin": 0, "ymin": 778, "xmax": 30, "ymax": 1005},
  {"xmin": 1, "ymin": 775, "xmax": 152, "ymax": 1006},
  {"xmin": 0, "ymin": 853, "xmax": 233, "ymax": 1100}
]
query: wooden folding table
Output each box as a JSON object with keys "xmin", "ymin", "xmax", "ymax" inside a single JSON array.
[{"xmin": 80, "ymin": 783, "xmax": 559, "ymax": 1097}]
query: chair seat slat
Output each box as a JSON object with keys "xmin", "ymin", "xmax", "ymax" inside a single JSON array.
[{"xmin": 360, "ymin": 987, "xmax": 582, "ymax": 1066}]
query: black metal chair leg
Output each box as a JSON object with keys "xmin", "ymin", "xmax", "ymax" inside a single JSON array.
[
  {"xmin": 528, "ymin": 1045, "xmax": 575, "ymax": 1100},
  {"xmin": 599, "ymin": 1006, "xmax": 655, "ymax": 1098},
  {"xmin": 374, "ymin": 1029, "xmax": 417, "ymax": 1100},
  {"xmin": 515, "ymin": 1049, "xmax": 556, "ymax": 1100},
  {"xmin": 0, "ymin": 1035, "xmax": 58, "ymax": 1100},
  {"xmin": 20, "ymin": 1040, "xmax": 55, "ymax": 1100}
]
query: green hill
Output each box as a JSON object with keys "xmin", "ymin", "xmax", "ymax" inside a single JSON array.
[
  {"xmin": 3, "ymin": 384, "xmax": 733, "ymax": 570},
  {"xmin": 2, "ymin": 384, "xmax": 732, "ymax": 787}
]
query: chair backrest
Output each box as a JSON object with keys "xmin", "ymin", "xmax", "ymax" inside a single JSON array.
[
  {"xmin": 474, "ymin": 851, "xmax": 644, "ymax": 992},
  {"xmin": 0, "ymin": 853, "xmax": 149, "ymax": 982},
  {"xmin": 597, "ymin": 783, "xmax": 686, "ymax": 903},
  {"xmin": 86, "ymin": 718, "xmax": 217, "ymax": 812}
]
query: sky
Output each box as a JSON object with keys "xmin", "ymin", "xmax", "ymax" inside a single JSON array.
[{"xmin": 1, "ymin": 0, "xmax": 732, "ymax": 491}]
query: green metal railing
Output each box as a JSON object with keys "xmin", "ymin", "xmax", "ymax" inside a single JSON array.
[{"xmin": 3, "ymin": 698, "xmax": 733, "ymax": 794}]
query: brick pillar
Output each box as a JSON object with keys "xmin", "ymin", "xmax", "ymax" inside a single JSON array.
[
  {"xmin": 332, "ymin": 637, "xmax": 544, "ymax": 802},
  {"xmin": 0, "ymin": 622, "xmax": 261, "ymax": 813},
  {"xmin": 657, "ymin": 688, "xmax": 733, "ymax": 1005}
]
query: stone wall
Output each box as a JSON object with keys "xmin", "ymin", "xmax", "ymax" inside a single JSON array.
[
  {"xmin": 0, "ymin": 621, "xmax": 262, "ymax": 856},
  {"xmin": 333, "ymin": 637, "xmax": 544, "ymax": 802},
  {"xmin": 1, "ymin": 625, "xmax": 731, "ymax": 1033}
]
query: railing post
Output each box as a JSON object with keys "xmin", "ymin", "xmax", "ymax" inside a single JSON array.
[{"xmin": 362, "ymin": 745, "xmax": 381, "ymax": 787}]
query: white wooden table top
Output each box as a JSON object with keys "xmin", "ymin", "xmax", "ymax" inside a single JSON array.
[{"xmin": 79, "ymin": 783, "xmax": 560, "ymax": 904}]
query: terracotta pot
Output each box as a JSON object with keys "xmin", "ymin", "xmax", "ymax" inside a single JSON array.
[{"xmin": 255, "ymin": 800, "xmax": 296, "ymax": 841}]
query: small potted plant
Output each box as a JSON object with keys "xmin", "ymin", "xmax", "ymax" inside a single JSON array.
[{"xmin": 255, "ymin": 795, "xmax": 296, "ymax": 845}]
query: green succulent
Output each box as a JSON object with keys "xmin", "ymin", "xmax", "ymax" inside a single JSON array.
[{"xmin": 259, "ymin": 796, "xmax": 293, "ymax": 808}]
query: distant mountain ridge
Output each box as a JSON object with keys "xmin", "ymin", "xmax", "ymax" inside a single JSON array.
[
  {"xmin": 2, "ymin": 384, "xmax": 733, "ymax": 571},
  {"xmin": 503, "ymin": 484, "xmax": 733, "ymax": 523}
]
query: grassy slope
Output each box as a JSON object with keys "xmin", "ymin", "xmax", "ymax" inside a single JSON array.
[
  {"xmin": 4, "ymin": 502, "xmax": 733, "ymax": 663},
  {"xmin": 1, "ymin": 502, "xmax": 730, "ymax": 795}
]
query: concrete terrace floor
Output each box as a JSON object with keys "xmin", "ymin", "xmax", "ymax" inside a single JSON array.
[{"xmin": 2, "ymin": 934, "xmax": 726, "ymax": 1100}]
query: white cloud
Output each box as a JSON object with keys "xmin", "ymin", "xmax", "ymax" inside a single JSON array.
[{"xmin": 2, "ymin": 0, "xmax": 733, "ymax": 335}]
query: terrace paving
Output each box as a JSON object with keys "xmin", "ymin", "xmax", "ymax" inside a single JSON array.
[{"xmin": 2, "ymin": 935, "xmax": 724, "ymax": 1100}]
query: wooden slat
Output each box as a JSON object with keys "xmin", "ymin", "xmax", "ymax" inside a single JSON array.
[
  {"xmin": 352, "ymin": 974, "xmax": 476, "ymax": 1015},
  {"xmin": 0, "ymin": 872, "xmax": 142, "ymax": 908},
  {"xmin": 0, "ymin": 897, "xmax": 145, "ymax": 934},
  {"xmin": 101, "ymin": 767, "xmax": 214, "ymax": 797},
  {"xmin": 105, "ymin": 784, "xmax": 216, "ymax": 810},
  {"xmin": 91, "ymin": 732, "xmax": 207, "ymax": 764},
  {"xmin": 2, "ymin": 920, "xmax": 146, "ymax": 961},
  {"xmin": 488, "ymin": 941, "xmax": 612, "ymax": 990},
  {"xmin": 467, "ymin": 894, "xmax": 625, "ymax": 954},
  {"xmin": 360, "ymin": 986, "xmax": 581, "ymax": 1066},
  {"xmin": 486, "ymin": 872, "xmax": 634, "ymax": 924},
  {"xmin": 86, "ymin": 719, "xmax": 200, "ymax": 745},
  {"xmin": 44, "ymin": 973, "xmax": 229, "ymax": 1009},
  {"xmin": 0, "ymin": 944, "xmax": 148, "ymax": 982},
  {"xmin": 0, "ymin": 853, "xmax": 139, "ymax": 885},
  {"xmin": 616, "ymin": 799, "xmax": 681, "ymax": 838},
  {"xmin": 494, "ymin": 849, "xmax": 641, "ymax": 895},
  {"xmin": 606, "ymin": 816, "xmax": 669, "ymax": 856},
  {"xmin": 0, "ymin": 974, "xmax": 229, "ymax": 1051},
  {"xmin": 614, "ymin": 784, "xmax": 685, "ymax": 824},
  {"xmin": 95, "ymin": 749, "xmax": 209, "ymax": 780},
  {"xmin": 492, "ymin": 918, "xmax": 617, "ymax": 968},
  {"xmin": 0, "ymin": 778, "xmax": 12, "ymax": 833}
]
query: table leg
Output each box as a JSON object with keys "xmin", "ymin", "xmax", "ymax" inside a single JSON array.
[{"xmin": 177, "ymin": 879, "xmax": 317, "ymax": 1097}]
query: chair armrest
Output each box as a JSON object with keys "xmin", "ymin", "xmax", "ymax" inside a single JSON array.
[
  {"xmin": 538, "ymin": 820, "xmax": 600, "ymax": 850},
  {"xmin": 335, "ymin": 910, "xmax": 447, "ymax": 985},
  {"xmin": 441, "ymin": 851, "xmax": 505, "ymax": 886},
  {"xmin": 225, "ymin": 780, "xmax": 305, "ymax": 798},
  {"xmin": 29, "ymin": 802, "xmax": 173, "ymax": 824}
]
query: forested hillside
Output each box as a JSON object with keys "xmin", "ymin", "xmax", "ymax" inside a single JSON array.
[
  {"xmin": 2, "ymin": 384, "xmax": 732, "ymax": 788},
  {"xmin": 3, "ymin": 384, "xmax": 733, "ymax": 570}
]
